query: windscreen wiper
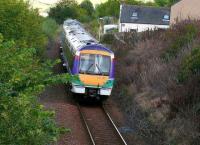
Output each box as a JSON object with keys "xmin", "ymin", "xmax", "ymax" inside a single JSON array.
[
  {"xmin": 86, "ymin": 63, "xmax": 94, "ymax": 73},
  {"xmin": 96, "ymin": 64, "xmax": 103, "ymax": 75}
]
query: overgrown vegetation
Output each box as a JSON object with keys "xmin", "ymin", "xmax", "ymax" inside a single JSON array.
[
  {"xmin": 163, "ymin": 23, "xmax": 198, "ymax": 61},
  {"xmin": 49, "ymin": 0, "xmax": 170, "ymax": 25},
  {"xmin": 49, "ymin": 0, "xmax": 95, "ymax": 24},
  {"xmin": 48, "ymin": 0, "xmax": 175, "ymax": 39},
  {"xmin": 178, "ymin": 47, "xmax": 200, "ymax": 82},
  {"xmin": 111, "ymin": 20, "xmax": 200, "ymax": 145},
  {"xmin": 42, "ymin": 18, "xmax": 59, "ymax": 41},
  {"xmin": 0, "ymin": 0, "xmax": 47, "ymax": 55},
  {"xmin": 155, "ymin": 0, "xmax": 180, "ymax": 7},
  {"xmin": 0, "ymin": 36, "xmax": 69, "ymax": 144},
  {"xmin": 0, "ymin": 0, "xmax": 70, "ymax": 144}
]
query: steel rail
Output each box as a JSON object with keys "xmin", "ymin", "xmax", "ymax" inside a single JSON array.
[
  {"xmin": 77, "ymin": 104, "xmax": 96, "ymax": 145},
  {"xmin": 102, "ymin": 105, "xmax": 128, "ymax": 145}
]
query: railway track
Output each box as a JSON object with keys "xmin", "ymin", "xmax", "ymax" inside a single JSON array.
[{"xmin": 77, "ymin": 103, "xmax": 128, "ymax": 145}]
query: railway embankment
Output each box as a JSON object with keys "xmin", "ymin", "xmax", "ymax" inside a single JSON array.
[{"xmin": 108, "ymin": 20, "xmax": 200, "ymax": 145}]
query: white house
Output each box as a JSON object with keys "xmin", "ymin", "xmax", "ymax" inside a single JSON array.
[{"xmin": 119, "ymin": 4, "xmax": 170, "ymax": 32}]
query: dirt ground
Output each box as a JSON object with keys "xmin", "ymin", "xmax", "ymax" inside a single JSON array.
[
  {"xmin": 40, "ymin": 40, "xmax": 91, "ymax": 145},
  {"xmin": 40, "ymin": 39, "xmax": 128, "ymax": 145}
]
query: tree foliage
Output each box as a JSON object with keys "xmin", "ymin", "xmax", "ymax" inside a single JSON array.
[
  {"xmin": 125, "ymin": 0, "xmax": 155, "ymax": 6},
  {"xmin": 49, "ymin": 0, "xmax": 79, "ymax": 24},
  {"xmin": 95, "ymin": 0, "xmax": 156, "ymax": 18},
  {"xmin": 0, "ymin": 35, "xmax": 70, "ymax": 145},
  {"xmin": 42, "ymin": 18, "xmax": 59, "ymax": 40},
  {"xmin": 178, "ymin": 47, "xmax": 200, "ymax": 82},
  {"xmin": 80, "ymin": 0, "xmax": 94, "ymax": 17},
  {"xmin": 0, "ymin": 0, "xmax": 46, "ymax": 54},
  {"xmin": 155, "ymin": 0, "xmax": 179, "ymax": 7},
  {"xmin": 49, "ymin": 0, "xmax": 94, "ymax": 24},
  {"xmin": 96, "ymin": 0, "xmax": 120, "ymax": 18},
  {"xmin": 0, "ymin": 0, "xmax": 71, "ymax": 144}
]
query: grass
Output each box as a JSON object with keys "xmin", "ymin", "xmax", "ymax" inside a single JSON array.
[{"xmin": 110, "ymin": 20, "xmax": 200, "ymax": 145}]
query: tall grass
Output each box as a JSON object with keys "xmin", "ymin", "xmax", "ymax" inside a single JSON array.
[{"xmin": 111, "ymin": 20, "xmax": 200, "ymax": 145}]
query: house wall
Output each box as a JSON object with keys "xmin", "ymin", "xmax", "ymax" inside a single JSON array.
[
  {"xmin": 119, "ymin": 23, "xmax": 169, "ymax": 32},
  {"xmin": 170, "ymin": 0, "xmax": 200, "ymax": 24}
]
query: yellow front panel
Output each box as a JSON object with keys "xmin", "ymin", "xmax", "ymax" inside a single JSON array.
[
  {"xmin": 79, "ymin": 74, "xmax": 109, "ymax": 86},
  {"xmin": 80, "ymin": 50, "xmax": 111, "ymax": 56}
]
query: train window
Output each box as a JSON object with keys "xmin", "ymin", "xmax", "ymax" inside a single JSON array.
[
  {"xmin": 96, "ymin": 55, "xmax": 110, "ymax": 75},
  {"xmin": 79, "ymin": 54, "xmax": 111, "ymax": 75}
]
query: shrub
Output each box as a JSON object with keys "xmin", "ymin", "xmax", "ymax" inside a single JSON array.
[
  {"xmin": 0, "ymin": 35, "xmax": 70, "ymax": 145},
  {"xmin": 0, "ymin": 0, "xmax": 47, "ymax": 55},
  {"xmin": 48, "ymin": 0, "xmax": 79, "ymax": 24},
  {"xmin": 42, "ymin": 18, "xmax": 59, "ymax": 41},
  {"xmin": 49, "ymin": 0, "xmax": 94, "ymax": 24},
  {"xmin": 178, "ymin": 47, "xmax": 200, "ymax": 82},
  {"xmin": 164, "ymin": 21, "xmax": 199, "ymax": 61},
  {"xmin": 101, "ymin": 34, "xmax": 115, "ymax": 44},
  {"xmin": 163, "ymin": 23, "xmax": 198, "ymax": 61},
  {"xmin": 84, "ymin": 20, "xmax": 99, "ymax": 38},
  {"xmin": 111, "ymin": 20, "xmax": 200, "ymax": 145}
]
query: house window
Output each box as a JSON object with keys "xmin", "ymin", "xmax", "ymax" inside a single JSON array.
[
  {"xmin": 130, "ymin": 29, "xmax": 137, "ymax": 33},
  {"xmin": 131, "ymin": 12, "xmax": 138, "ymax": 20},
  {"xmin": 163, "ymin": 14, "xmax": 170, "ymax": 21}
]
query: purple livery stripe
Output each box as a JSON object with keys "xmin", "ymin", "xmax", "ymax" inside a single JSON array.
[{"xmin": 72, "ymin": 44, "xmax": 115, "ymax": 79}]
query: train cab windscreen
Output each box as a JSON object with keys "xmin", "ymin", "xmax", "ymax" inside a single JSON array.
[{"xmin": 79, "ymin": 54, "xmax": 111, "ymax": 75}]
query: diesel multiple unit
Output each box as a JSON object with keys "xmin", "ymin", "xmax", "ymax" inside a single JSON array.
[{"xmin": 61, "ymin": 19, "xmax": 115, "ymax": 100}]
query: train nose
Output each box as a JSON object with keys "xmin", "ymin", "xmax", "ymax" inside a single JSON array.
[{"xmin": 79, "ymin": 74, "xmax": 109, "ymax": 86}]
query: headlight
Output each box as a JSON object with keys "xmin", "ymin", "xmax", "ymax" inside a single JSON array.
[
  {"xmin": 71, "ymin": 85, "xmax": 85, "ymax": 94},
  {"xmin": 100, "ymin": 88, "xmax": 112, "ymax": 96}
]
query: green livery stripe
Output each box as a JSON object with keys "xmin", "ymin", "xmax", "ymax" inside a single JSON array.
[
  {"xmin": 71, "ymin": 75, "xmax": 114, "ymax": 88},
  {"xmin": 102, "ymin": 79, "xmax": 114, "ymax": 88}
]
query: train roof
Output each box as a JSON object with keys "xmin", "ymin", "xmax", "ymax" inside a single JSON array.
[
  {"xmin": 63, "ymin": 19, "xmax": 98, "ymax": 52},
  {"xmin": 63, "ymin": 19, "xmax": 114, "ymax": 57}
]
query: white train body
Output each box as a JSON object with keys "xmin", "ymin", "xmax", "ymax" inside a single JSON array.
[
  {"xmin": 62, "ymin": 19, "xmax": 98, "ymax": 54},
  {"xmin": 61, "ymin": 19, "xmax": 115, "ymax": 99}
]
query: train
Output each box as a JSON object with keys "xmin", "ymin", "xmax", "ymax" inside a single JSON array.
[{"xmin": 60, "ymin": 19, "xmax": 115, "ymax": 100}]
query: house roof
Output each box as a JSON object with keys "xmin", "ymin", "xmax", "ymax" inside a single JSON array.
[{"xmin": 120, "ymin": 4, "xmax": 170, "ymax": 25}]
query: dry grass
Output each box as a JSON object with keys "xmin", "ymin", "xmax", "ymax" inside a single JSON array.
[{"xmin": 111, "ymin": 20, "xmax": 200, "ymax": 145}]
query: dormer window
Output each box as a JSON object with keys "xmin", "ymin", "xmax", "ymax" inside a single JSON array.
[
  {"xmin": 163, "ymin": 14, "xmax": 170, "ymax": 21},
  {"xmin": 131, "ymin": 12, "xmax": 138, "ymax": 20}
]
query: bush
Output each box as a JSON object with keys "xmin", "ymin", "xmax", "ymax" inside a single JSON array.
[
  {"xmin": 84, "ymin": 20, "xmax": 99, "ymax": 38},
  {"xmin": 101, "ymin": 34, "xmax": 115, "ymax": 44},
  {"xmin": 110, "ymin": 20, "xmax": 200, "ymax": 145},
  {"xmin": 49, "ymin": 0, "xmax": 94, "ymax": 24},
  {"xmin": 0, "ymin": 0, "xmax": 47, "ymax": 55},
  {"xmin": 0, "ymin": 35, "xmax": 70, "ymax": 145},
  {"xmin": 178, "ymin": 47, "xmax": 200, "ymax": 82},
  {"xmin": 163, "ymin": 23, "xmax": 198, "ymax": 61},
  {"xmin": 49, "ymin": 0, "xmax": 79, "ymax": 24},
  {"xmin": 42, "ymin": 18, "xmax": 59, "ymax": 40}
]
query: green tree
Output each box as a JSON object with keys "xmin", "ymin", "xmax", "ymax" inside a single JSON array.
[
  {"xmin": 178, "ymin": 47, "xmax": 200, "ymax": 82},
  {"xmin": 96, "ymin": 0, "xmax": 120, "ymax": 18},
  {"xmin": 125, "ymin": 0, "xmax": 156, "ymax": 6},
  {"xmin": 0, "ymin": 35, "xmax": 70, "ymax": 145},
  {"xmin": 49, "ymin": 0, "xmax": 79, "ymax": 24},
  {"xmin": 0, "ymin": 0, "xmax": 46, "ymax": 55},
  {"xmin": 80, "ymin": 0, "xmax": 94, "ymax": 17},
  {"xmin": 155, "ymin": 0, "xmax": 179, "ymax": 7},
  {"xmin": 95, "ymin": 0, "xmax": 156, "ymax": 18},
  {"xmin": 42, "ymin": 18, "xmax": 59, "ymax": 41},
  {"xmin": 77, "ymin": 7, "xmax": 92, "ymax": 22},
  {"xmin": 155, "ymin": 0, "xmax": 169, "ymax": 6}
]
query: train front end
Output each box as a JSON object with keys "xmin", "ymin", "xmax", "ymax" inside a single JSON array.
[{"xmin": 71, "ymin": 45, "xmax": 114, "ymax": 99}]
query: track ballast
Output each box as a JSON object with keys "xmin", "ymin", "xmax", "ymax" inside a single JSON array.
[{"xmin": 77, "ymin": 103, "xmax": 127, "ymax": 145}]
